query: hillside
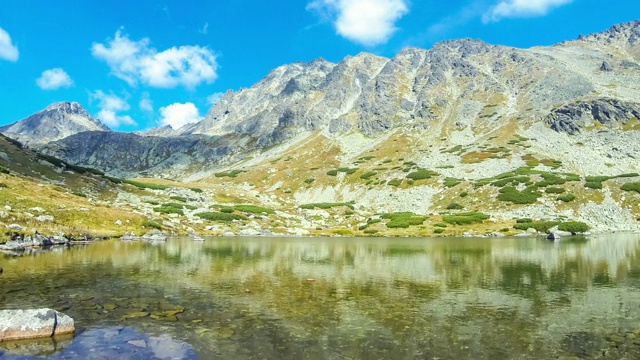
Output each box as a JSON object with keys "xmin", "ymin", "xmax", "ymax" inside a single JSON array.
[{"xmin": 1, "ymin": 20, "xmax": 640, "ymax": 236}]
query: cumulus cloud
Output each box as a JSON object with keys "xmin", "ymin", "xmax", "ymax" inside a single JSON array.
[
  {"xmin": 139, "ymin": 92, "xmax": 153, "ymax": 112},
  {"xmin": 92, "ymin": 29, "xmax": 218, "ymax": 88},
  {"xmin": 0, "ymin": 27, "xmax": 19, "ymax": 61},
  {"xmin": 159, "ymin": 102, "xmax": 201, "ymax": 129},
  {"xmin": 90, "ymin": 90, "xmax": 136, "ymax": 128},
  {"xmin": 36, "ymin": 68, "xmax": 74, "ymax": 90},
  {"xmin": 483, "ymin": 0, "xmax": 573, "ymax": 23},
  {"xmin": 307, "ymin": 0, "xmax": 409, "ymax": 46}
]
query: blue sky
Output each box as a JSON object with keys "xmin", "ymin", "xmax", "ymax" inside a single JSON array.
[{"xmin": 0, "ymin": 0, "xmax": 638, "ymax": 131}]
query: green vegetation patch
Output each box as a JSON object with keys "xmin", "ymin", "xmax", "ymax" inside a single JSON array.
[
  {"xmin": 443, "ymin": 177, "xmax": 461, "ymax": 187},
  {"xmin": 142, "ymin": 220, "xmax": 163, "ymax": 229},
  {"xmin": 380, "ymin": 212, "xmax": 428, "ymax": 228},
  {"xmin": 544, "ymin": 187, "xmax": 566, "ymax": 194},
  {"xmin": 443, "ymin": 212, "xmax": 490, "ymax": 225},
  {"xmin": 170, "ymin": 196, "xmax": 187, "ymax": 202},
  {"xmin": 326, "ymin": 170, "xmax": 338, "ymax": 176},
  {"xmin": 195, "ymin": 211, "xmax": 247, "ymax": 222},
  {"xmin": 406, "ymin": 169, "xmax": 439, "ymax": 181},
  {"xmin": 621, "ymin": 182, "xmax": 640, "ymax": 194},
  {"xmin": 233, "ymin": 204, "xmax": 275, "ymax": 214},
  {"xmin": 387, "ymin": 179, "xmax": 403, "ymax": 187},
  {"xmin": 360, "ymin": 171, "xmax": 377, "ymax": 180},
  {"xmin": 513, "ymin": 220, "xmax": 589, "ymax": 233},
  {"xmin": 557, "ymin": 194, "xmax": 576, "ymax": 202},
  {"xmin": 497, "ymin": 186, "xmax": 541, "ymax": 204},
  {"xmin": 299, "ymin": 202, "xmax": 355, "ymax": 210},
  {"xmin": 123, "ymin": 179, "xmax": 169, "ymax": 190},
  {"xmin": 446, "ymin": 203, "xmax": 464, "ymax": 210},
  {"xmin": 585, "ymin": 173, "xmax": 639, "ymax": 190},
  {"xmin": 214, "ymin": 169, "xmax": 244, "ymax": 178}
]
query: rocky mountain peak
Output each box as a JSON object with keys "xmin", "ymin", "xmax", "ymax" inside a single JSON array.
[
  {"xmin": 577, "ymin": 20, "xmax": 640, "ymax": 46},
  {"xmin": 0, "ymin": 101, "xmax": 110, "ymax": 146}
]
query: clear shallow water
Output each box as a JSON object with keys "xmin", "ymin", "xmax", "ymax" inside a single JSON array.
[{"xmin": 2, "ymin": 234, "xmax": 640, "ymax": 359}]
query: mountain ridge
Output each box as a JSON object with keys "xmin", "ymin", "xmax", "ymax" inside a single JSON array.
[{"xmin": 0, "ymin": 101, "xmax": 110, "ymax": 147}]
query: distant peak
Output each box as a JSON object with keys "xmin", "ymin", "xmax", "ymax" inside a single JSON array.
[{"xmin": 44, "ymin": 101, "xmax": 87, "ymax": 114}]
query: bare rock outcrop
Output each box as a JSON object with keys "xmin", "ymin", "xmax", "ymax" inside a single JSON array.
[{"xmin": 0, "ymin": 309, "xmax": 75, "ymax": 341}]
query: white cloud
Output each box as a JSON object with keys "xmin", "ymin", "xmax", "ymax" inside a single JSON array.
[
  {"xmin": 139, "ymin": 92, "xmax": 153, "ymax": 112},
  {"xmin": 483, "ymin": 0, "xmax": 573, "ymax": 23},
  {"xmin": 91, "ymin": 29, "xmax": 218, "ymax": 88},
  {"xmin": 36, "ymin": 68, "xmax": 74, "ymax": 90},
  {"xmin": 90, "ymin": 90, "xmax": 137, "ymax": 128},
  {"xmin": 159, "ymin": 102, "xmax": 201, "ymax": 129},
  {"xmin": 0, "ymin": 27, "xmax": 19, "ymax": 61},
  {"xmin": 307, "ymin": 0, "xmax": 409, "ymax": 46},
  {"xmin": 207, "ymin": 92, "xmax": 224, "ymax": 106}
]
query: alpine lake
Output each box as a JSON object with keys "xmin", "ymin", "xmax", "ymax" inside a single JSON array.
[{"xmin": 2, "ymin": 234, "xmax": 640, "ymax": 359}]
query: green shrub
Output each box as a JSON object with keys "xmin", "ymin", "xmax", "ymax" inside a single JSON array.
[
  {"xmin": 155, "ymin": 205, "xmax": 183, "ymax": 215},
  {"xmin": 145, "ymin": 200, "xmax": 159, "ymax": 205},
  {"xmin": 446, "ymin": 203, "xmax": 464, "ymax": 210},
  {"xmin": 545, "ymin": 187, "xmax": 566, "ymax": 194},
  {"xmin": 434, "ymin": 223, "xmax": 448, "ymax": 228},
  {"xmin": 214, "ymin": 170, "xmax": 243, "ymax": 178},
  {"xmin": 584, "ymin": 182, "xmax": 602, "ymax": 189},
  {"xmin": 234, "ymin": 204, "xmax": 275, "ymax": 214},
  {"xmin": 195, "ymin": 211, "xmax": 247, "ymax": 222},
  {"xmin": 444, "ymin": 178, "xmax": 461, "ymax": 187},
  {"xmin": 170, "ymin": 196, "xmax": 187, "ymax": 202},
  {"xmin": 326, "ymin": 170, "xmax": 338, "ymax": 176},
  {"xmin": 364, "ymin": 229, "xmax": 379, "ymax": 234},
  {"xmin": 516, "ymin": 218, "xmax": 533, "ymax": 223},
  {"xmin": 0, "ymin": 166, "xmax": 10, "ymax": 174},
  {"xmin": 338, "ymin": 167, "xmax": 357, "ymax": 174},
  {"xmin": 304, "ymin": 178, "xmax": 315, "ymax": 184},
  {"xmin": 513, "ymin": 221, "xmax": 558, "ymax": 232},
  {"xmin": 142, "ymin": 220, "xmax": 163, "ymax": 229},
  {"xmin": 557, "ymin": 221, "xmax": 590, "ymax": 233},
  {"xmin": 621, "ymin": 182, "xmax": 640, "ymax": 194},
  {"xmin": 433, "ymin": 228, "xmax": 445, "ymax": 234},
  {"xmin": 334, "ymin": 229, "xmax": 353, "ymax": 236},
  {"xmin": 123, "ymin": 179, "xmax": 169, "ymax": 190},
  {"xmin": 190, "ymin": 188, "xmax": 203, "ymax": 193},
  {"xmin": 299, "ymin": 202, "xmax": 354, "ymax": 210},
  {"xmin": 219, "ymin": 207, "xmax": 234, "ymax": 213},
  {"xmin": 557, "ymin": 194, "xmax": 576, "ymax": 202},
  {"xmin": 406, "ymin": 169, "xmax": 438, "ymax": 181},
  {"xmin": 360, "ymin": 171, "xmax": 377, "ymax": 180},
  {"xmin": 381, "ymin": 212, "xmax": 428, "ymax": 228},
  {"xmin": 497, "ymin": 186, "xmax": 541, "ymax": 204},
  {"xmin": 459, "ymin": 191, "xmax": 468, "ymax": 197},
  {"xmin": 358, "ymin": 224, "xmax": 369, "ymax": 230},
  {"xmin": 443, "ymin": 212, "xmax": 490, "ymax": 225},
  {"xmin": 367, "ymin": 218, "xmax": 381, "ymax": 224},
  {"xmin": 387, "ymin": 179, "xmax": 402, "ymax": 187}
]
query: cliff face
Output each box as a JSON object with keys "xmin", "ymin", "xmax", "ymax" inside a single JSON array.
[{"xmin": 0, "ymin": 102, "xmax": 110, "ymax": 146}]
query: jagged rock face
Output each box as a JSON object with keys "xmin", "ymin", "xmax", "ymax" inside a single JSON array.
[
  {"xmin": 547, "ymin": 98, "xmax": 640, "ymax": 134},
  {"xmin": 42, "ymin": 131, "xmax": 248, "ymax": 178},
  {"xmin": 34, "ymin": 21, "xmax": 640, "ymax": 177},
  {"xmin": 0, "ymin": 102, "xmax": 110, "ymax": 146}
]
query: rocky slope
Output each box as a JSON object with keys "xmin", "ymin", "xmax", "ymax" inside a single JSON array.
[
  {"xmin": 2, "ymin": 20, "xmax": 640, "ymax": 234},
  {"xmin": 0, "ymin": 102, "xmax": 110, "ymax": 146}
]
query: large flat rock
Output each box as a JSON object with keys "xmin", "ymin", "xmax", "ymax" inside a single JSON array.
[{"xmin": 0, "ymin": 309, "xmax": 74, "ymax": 341}]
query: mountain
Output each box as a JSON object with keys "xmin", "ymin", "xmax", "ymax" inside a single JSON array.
[
  {"xmin": 0, "ymin": 102, "xmax": 110, "ymax": 146},
  {"xmin": 3, "ymin": 20, "xmax": 640, "ymax": 233}
]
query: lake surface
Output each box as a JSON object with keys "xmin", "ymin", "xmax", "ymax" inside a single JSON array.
[{"xmin": 2, "ymin": 234, "xmax": 640, "ymax": 359}]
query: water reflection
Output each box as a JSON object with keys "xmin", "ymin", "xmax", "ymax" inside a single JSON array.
[{"xmin": 1, "ymin": 234, "xmax": 640, "ymax": 359}]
